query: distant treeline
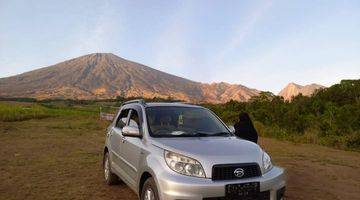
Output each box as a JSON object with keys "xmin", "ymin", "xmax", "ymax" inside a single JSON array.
[{"xmin": 203, "ymin": 79, "xmax": 360, "ymax": 150}]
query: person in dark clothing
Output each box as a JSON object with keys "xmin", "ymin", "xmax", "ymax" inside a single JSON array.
[{"xmin": 234, "ymin": 112, "xmax": 258, "ymax": 143}]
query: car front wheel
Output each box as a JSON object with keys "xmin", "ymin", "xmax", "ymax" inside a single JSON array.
[
  {"xmin": 103, "ymin": 152, "xmax": 119, "ymax": 185},
  {"xmin": 141, "ymin": 177, "xmax": 159, "ymax": 200}
]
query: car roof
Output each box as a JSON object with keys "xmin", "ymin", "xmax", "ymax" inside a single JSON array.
[
  {"xmin": 120, "ymin": 99, "xmax": 205, "ymax": 109},
  {"xmin": 145, "ymin": 102, "xmax": 203, "ymax": 108}
]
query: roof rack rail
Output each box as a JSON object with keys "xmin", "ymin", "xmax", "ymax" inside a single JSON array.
[
  {"xmin": 122, "ymin": 99, "xmax": 146, "ymax": 106},
  {"xmin": 171, "ymin": 101, "xmax": 188, "ymax": 104}
]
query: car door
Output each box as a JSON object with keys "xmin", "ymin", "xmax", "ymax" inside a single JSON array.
[
  {"xmin": 119, "ymin": 107, "xmax": 144, "ymax": 188},
  {"xmin": 109, "ymin": 108, "xmax": 130, "ymax": 176}
]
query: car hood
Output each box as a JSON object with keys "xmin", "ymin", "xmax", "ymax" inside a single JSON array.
[{"xmin": 151, "ymin": 136, "xmax": 264, "ymax": 178}]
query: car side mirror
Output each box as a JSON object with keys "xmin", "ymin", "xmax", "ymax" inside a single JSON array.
[
  {"xmin": 228, "ymin": 125, "xmax": 235, "ymax": 134},
  {"xmin": 122, "ymin": 126, "xmax": 141, "ymax": 137}
]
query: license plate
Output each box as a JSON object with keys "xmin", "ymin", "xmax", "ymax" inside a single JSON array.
[{"xmin": 226, "ymin": 182, "xmax": 260, "ymax": 198}]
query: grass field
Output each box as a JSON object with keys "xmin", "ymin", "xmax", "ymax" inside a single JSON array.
[{"xmin": 0, "ymin": 102, "xmax": 359, "ymax": 200}]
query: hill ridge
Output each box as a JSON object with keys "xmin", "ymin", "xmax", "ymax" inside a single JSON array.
[
  {"xmin": 278, "ymin": 82, "xmax": 325, "ymax": 101},
  {"xmin": 0, "ymin": 53, "xmax": 259, "ymax": 103}
]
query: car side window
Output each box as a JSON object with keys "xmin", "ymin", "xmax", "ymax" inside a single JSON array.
[
  {"xmin": 128, "ymin": 109, "xmax": 141, "ymax": 129},
  {"xmin": 116, "ymin": 109, "xmax": 130, "ymax": 128}
]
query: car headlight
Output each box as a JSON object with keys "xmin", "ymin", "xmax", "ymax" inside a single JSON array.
[
  {"xmin": 262, "ymin": 151, "xmax": 273, "ymax": 174},
  {"xmin": 164, "ymin": 150, "xmax": 205, "ymax": 178}
]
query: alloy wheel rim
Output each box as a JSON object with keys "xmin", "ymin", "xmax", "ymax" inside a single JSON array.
[{"xmin": 144, "ymin": 188, "xmax": 155, "ymax": 200}]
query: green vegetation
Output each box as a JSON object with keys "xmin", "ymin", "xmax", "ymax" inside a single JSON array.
[
  {"xmin": 204, "ymin": 79, "xmax": 360, "ymax": 150},
  {"xmin": 0, "ymin": 102, "xmax": 96, "ymax": 122}
]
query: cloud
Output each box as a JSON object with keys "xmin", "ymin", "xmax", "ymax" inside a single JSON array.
[{"xmin": 216, "ymin": 0, "xmax": 273, "ymax": 62}]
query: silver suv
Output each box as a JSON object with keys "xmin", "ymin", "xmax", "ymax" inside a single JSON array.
[{"xmin": 103, "ymin": 100, "xmax": 286, "ymax": 200}]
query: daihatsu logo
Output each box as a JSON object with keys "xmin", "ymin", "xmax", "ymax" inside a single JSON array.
[{"xmin": 234, "ymin": 168, "xmax": 245, "ymax": 178}]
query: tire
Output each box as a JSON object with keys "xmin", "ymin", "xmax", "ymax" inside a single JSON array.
[
  {"xmin": 103, "ymin": 152, "xmax": 120, "ymax": 185},
  {"xmin": 140, "ymin": 177, "xmax": 159, "ymax": 200}
]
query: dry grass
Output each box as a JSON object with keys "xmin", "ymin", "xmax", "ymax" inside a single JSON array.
[
  {"xmin": 260, "ymin": 138, "xmax": 360, "ymax": 199},
  {"xmin": 0, "ymin": 102, "xmax": 359, "ymax": 200},
  {"xmin": 0, "ymin": 116, "xmax": 137, "ymax": 200}
]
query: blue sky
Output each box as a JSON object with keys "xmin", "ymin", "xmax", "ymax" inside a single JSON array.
[{"xmin": 0, "ymin": 0, "xmax": 359, "ymax": 93}]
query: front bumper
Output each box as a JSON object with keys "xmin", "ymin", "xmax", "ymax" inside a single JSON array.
[{"xmin": 157, "ymin": 166, "xmax": 286, "ymax": 200}]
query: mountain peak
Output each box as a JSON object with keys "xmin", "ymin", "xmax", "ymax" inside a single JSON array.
[
  {"xmin": 279, "ymin": 82, "xmax": 325, "ymax": 101},
  {"xmin": 83, "ymin": 52, "xmax": 116, "ymax": 57},
  {"xmin": 78, "ymin": 52, "xmax": 124, "ymax": 61},
  {"xmin": 0, "ymin": 53, "xmax": 259, "ymax": 103},
  {"xmin": 286, "ymin": 82, "xmax": 302, "ymax": 88}
]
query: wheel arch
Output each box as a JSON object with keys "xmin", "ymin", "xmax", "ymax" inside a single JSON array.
[
  {"xmin": 103, "ymin": 146, "xmax": 109, "ymax": 167},
  {"xmin": 139, "ymin": 171, "xmax": 153, "ymax": 196},
  {"xmin": 104, "ymin": 146, "xmax": 109, "ymax": 154}
]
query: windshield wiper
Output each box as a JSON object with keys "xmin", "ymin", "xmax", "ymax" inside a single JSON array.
[
  {"xmin": 211, "ymin": 132, "xmax": 231, "ymax": 136},
  {"xmin": 154, "ymin": 131, "xmax": 231, "ymax": 138},
  {"xmin": 193, "ymin": 131, "xmax": 230, "ymax": 137}
]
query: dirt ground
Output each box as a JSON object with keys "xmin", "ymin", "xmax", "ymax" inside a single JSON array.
[{"xmin": 0, "ymin": 116, "xmax": 359, "ymax": 200}]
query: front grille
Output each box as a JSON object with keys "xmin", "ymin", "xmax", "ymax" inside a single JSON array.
[
  {"xmin": 203, "ymin": 190, "xmax": 270, "ymax": 200},
  {"xmin": 212, "ymin": 163, "xmax": 261, "ymax": 181}
]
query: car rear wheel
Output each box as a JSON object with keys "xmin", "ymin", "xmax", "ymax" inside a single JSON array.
[
  {"xmin": 141, "ymin": 177, "xmax": 159, "ymax": 200},
  {"xmin": 103, "ymin": 152, "xmax": 120, "ymax": 185}
]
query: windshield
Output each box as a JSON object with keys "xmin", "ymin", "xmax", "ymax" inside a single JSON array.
[{"xmin": 146, "ymin": 106, "xmax": 230, "ymax": 137}]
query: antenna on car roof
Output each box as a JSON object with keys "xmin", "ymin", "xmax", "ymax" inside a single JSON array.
[{"xmin": 122, "ymin": 99, "xmax": 146, "ymax": 106}]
